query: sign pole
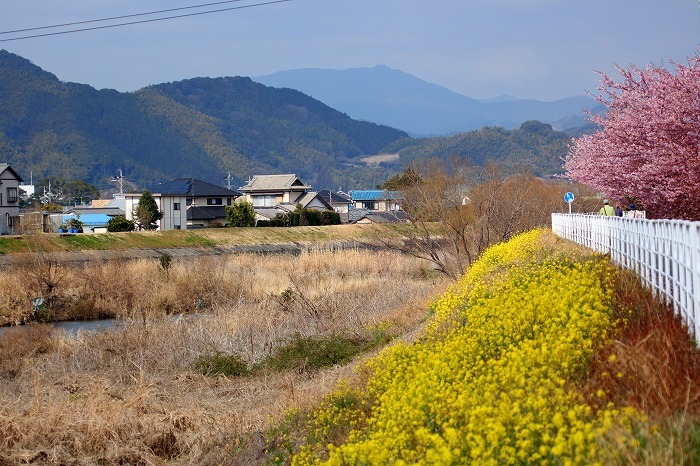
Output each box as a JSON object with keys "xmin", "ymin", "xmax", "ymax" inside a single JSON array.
[{"xmin": 563, "ymin": 192, "xmax": 575, "ymax": 214}]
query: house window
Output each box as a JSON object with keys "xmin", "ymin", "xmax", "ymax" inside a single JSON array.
[
  {"xmin": 174, "ymin": 202, "xmax": 181, "ymax": 211},
  {"xmin": 361, "ymin": 201, "xmax": 377, "ymax": 210},
  {"xmin": 226, "ymin": 198, "xmax": 232, "ymax": 206},
  {"xmin": 174, "ymin": 225, "xmax": 181, "ymax": 230},
  {"xmin": 7, "ymin": 188, "xmax": 18, "ymax": 203},
  {"xmin": 252, "ymin": 195, "xmax": 275, "ymax": 207},
  {"xmin": 207, "ymin": 198, "xmax": 222, "ymax": 205}
]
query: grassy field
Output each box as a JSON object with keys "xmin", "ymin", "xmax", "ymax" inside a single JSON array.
[
  {"xmin": 0, "ymin": 224, "xmax": 397, "ymax": 255},
  {"xmin": 0, "ymin": 247, "xmax": 446, "ymax": 465}
]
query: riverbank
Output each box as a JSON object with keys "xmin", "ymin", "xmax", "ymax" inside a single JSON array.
[
  {"xmin": 0, "ymin": 224, "xmax": 395, "ymax": 256},
  {"xmin": 0, "ymin": 247, "xmax": 445, "ymax": 465}
]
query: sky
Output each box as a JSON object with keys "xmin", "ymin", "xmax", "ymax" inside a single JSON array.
[{"xmin": 2, "ymin": 0, "xmax": 699, "ymax": 101}]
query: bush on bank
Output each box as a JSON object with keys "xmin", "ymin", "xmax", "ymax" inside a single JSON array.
[{"xmin": 290, "ymin": 229, "xmax": 642, "ymax": 465}]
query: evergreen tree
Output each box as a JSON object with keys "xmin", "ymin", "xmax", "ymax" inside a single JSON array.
[
  {"xmin": 226, "ymin": 201, "xmax": 256, "ymax": 227},
  {"xmin": 134, "ymin": 190, "xmax": 163, "ymax": 230}
]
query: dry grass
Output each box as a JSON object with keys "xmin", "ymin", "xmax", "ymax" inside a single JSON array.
[
  {"xmin": 0, "ymin": 248, "xmax": 446, "ymax": 465},
  {"xmin": 0, "ymin": 224, "xmax": 393, "ymax": 255},
  {"xmin": 583, "ymin": 268, "xmax": 700, "ymax": 464}
]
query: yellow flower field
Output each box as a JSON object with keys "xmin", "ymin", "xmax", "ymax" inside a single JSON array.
[{"xmin": 292, "ymin": 229, "xmax": 640, "ymax": 465}]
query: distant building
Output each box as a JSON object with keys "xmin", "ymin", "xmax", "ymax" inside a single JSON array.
[
  {"xmin": 352, "ymin": 210, "xmax": 410, "ymax": 224},
  {"xmin": 0, "ymin": 163, "xmax": 23, "ymax": 235},
  {"xmin": 238, "ymin": 174, "xmax": 312, "ymax": 207},
  {"xmin": 239, "ymin": 174, "xmax": 333, "ymax": 223},
  {"xmin": 318, "ymin": 189, "xmax": 353, "ymax": 222},
  {"xmin": 124, "ymin": 178, "xmax": 240, "ymax": 230},
  {"xmin": 349, "ymin": 190, "xmax": 403, "ymax": 212}
]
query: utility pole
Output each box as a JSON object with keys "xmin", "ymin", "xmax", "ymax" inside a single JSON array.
[{"xmin": 111, "ymin": 169, "xmax": 125, "ymax": 198}]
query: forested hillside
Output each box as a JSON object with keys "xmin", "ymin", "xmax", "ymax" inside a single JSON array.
[
  {"xmin": 0, "ymin": 50, "xmax": 585, "ymax": 193},
  {"xmin": 384, "ymin": 120, "xmax": 572, "ymax": 176},
  {"xmin": 0, "ymin": 50, "xmax": 407, "ymax": 191}
]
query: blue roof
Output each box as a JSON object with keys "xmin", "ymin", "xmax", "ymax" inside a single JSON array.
[
  {"xmin": 63, "ymin": 213, "xmax": 112, "ymax": 227},
  {"xmin": 349, "ymin": 190, "xmax": 402, "ymax": 201}
]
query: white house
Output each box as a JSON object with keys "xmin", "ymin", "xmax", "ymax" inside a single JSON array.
[
  {"xmin": 238, "ymin": 174, "xmax": 312, "ymax": 207},
  {"xmin": 0, "ymin": 163, "xmax": 23, "ymax": 235},
  {"xmin": 125, "ymin": 178, "xmax": 240, "ymax": 230},
  {"xmin": 238, "ymin": 174, "xmax": 333, "ymax": 223}
]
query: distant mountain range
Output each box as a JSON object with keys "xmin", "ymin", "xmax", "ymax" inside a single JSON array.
[
  {"xmin": 255, "ymin": 65, "xmax": 601, "ymax": 136},
  {"xmin": 0, "ymin": 50, "xmax": 593, "ymax": 193}
]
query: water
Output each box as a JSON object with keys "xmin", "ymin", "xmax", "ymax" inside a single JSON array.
[
  {"xmin": 0, "ymin": 318, "xmax": 121, "ymax": 338},
  {"xmin": 50, "ymin": 319, "xmax": 122, "ymax": 336},
  {"xmin": 0, "ymin": 313, "xmax": 202, "ymax": 338}
]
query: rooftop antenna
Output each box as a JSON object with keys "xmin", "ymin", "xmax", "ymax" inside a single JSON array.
[
  {"xmin": 190, "ymin": 177, "xmax": 196, "ymax": 207},
  {"xmin": 110, "ymin": 169, "xmax": 124, "ymax": 198}
]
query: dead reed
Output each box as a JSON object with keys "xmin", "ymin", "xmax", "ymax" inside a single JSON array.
[
  {"xmin": 0, "ymin": 247, "xmax": 445, "ymax": 465},
  {"xmin": 584, "ymin": 267, "xmax": 700, "ymax": 464}
]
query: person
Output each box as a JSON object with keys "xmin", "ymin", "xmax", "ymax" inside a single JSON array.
[
  {"xmin": 615, "ymin": 204, "xmax": 623, "ymax": 217},
  {"xmin": 599, "ymin": 199, "xmax": 615, "ymax": 216},
  {"xmin": 627, "ymin": 203, "xmax": 644, "ymax": 219}
]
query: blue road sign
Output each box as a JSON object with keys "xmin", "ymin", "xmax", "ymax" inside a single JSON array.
[{"xmin": 564, "ymin": 192, "xmax": 575, "ymax": 203}]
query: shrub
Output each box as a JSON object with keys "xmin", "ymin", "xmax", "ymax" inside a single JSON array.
[
  {"xmin": 192, "ymin": 351, "xmax": 250, "ymax": 377},
  {"xmin": 226, "ymin": 201, "xmax": 256, "ymax": 227},
  {"xmin": 107, "ymin": 215, "xmax": 135, "ymax": 232},
  {"xmin": 263, "ymin": 332, "xmax": 386, "ymax": 373}
]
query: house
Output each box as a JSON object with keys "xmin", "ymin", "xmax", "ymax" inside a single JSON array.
[
  {"xmin": 318, "ymin": 189, "xmax": 353, "ymax": 223},
  {"xmin": 238, "ymin": 174, "xmax": 333, "ymax": 222},
  {"xmin": 238, "ymin": 174, "xmax": 312, "ymax": 207},
  {"xmin": 0, "ymin": 163, "xmax": 23, "ymax": 235},
  {"xmin": 352, "ymin": 210, "xmax": 411, "ymax": 224},
  {"xmin": 349, "ymin": 190, "xmax": 403, "ymax": 212},
  {"xmin": 124, "ymin": 178, "xmax": 241, "ymax": 230},
  {"xmin": 250, "ymin": 192, "xmax": 334, "ymax": 224}
]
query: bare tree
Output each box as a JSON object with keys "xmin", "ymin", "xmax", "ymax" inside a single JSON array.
[{"xmin": 383, "ymin": 159, "xmax": 562, "ymax": 280}]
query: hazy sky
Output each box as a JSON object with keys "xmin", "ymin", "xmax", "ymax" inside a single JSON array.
[{"xmin": 2, "ymin": 0, "xmax": 699, "ymax": 101}]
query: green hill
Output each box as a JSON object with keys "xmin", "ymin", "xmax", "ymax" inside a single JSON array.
[
  {"xmin": 0, "ymin": 50, "xmax": 408, "ymax": 191},
  {"xmin": 0, "ymin": 50, "xmax": 583, "ymax": 193},
  {"xmin": 384, "ymin": 120, "xmax": 572, "ymax": 177}
]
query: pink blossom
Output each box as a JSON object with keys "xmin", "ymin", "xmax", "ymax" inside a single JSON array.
[{"xmin": 563, "ymin": 51, "xmax": 700, "ymax": 220}]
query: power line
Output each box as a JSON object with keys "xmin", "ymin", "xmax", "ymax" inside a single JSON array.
[
  {"xmin": 0, "ymin": 0, "xmax": 253, "ymax": 35},
  {"xmin": 0, "ymin": 0, "xmax": 292, "ymax": 43}
]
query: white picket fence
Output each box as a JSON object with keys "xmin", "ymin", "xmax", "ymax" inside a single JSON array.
[{"xmin": 551, "ymin": 213, "xmax": 700, "ymax": 339}]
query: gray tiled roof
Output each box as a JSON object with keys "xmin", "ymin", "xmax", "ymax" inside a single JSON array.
[
  {"xmin": 295, "ymin": 191, "xmax": 332, "ymax": 210},
  {"xmin": 0, "ymin": 163, "xmax": 23, "ymax": 182},
  {"xmin": 352, "ymin": 210, "xmax": 410, "ymax": 224},
  {"xmin": 254, "ymin": 207, "xmax": 289, "ymax": 220},
  {"xmin": 239, "ymin": 174, "xmax": 310, "ymax": 192},
  {"xmin": 318, "ymin": 189, "xmax": 352, "ymax": 204},
  {"xmin": 187, "ymin": 205, "xmax": 227, "ymax": 221}
]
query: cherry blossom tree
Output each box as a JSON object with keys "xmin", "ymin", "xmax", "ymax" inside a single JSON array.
[{"xmin": 563, "ymin": 52, "xmax": 700, "ymax": 220}]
